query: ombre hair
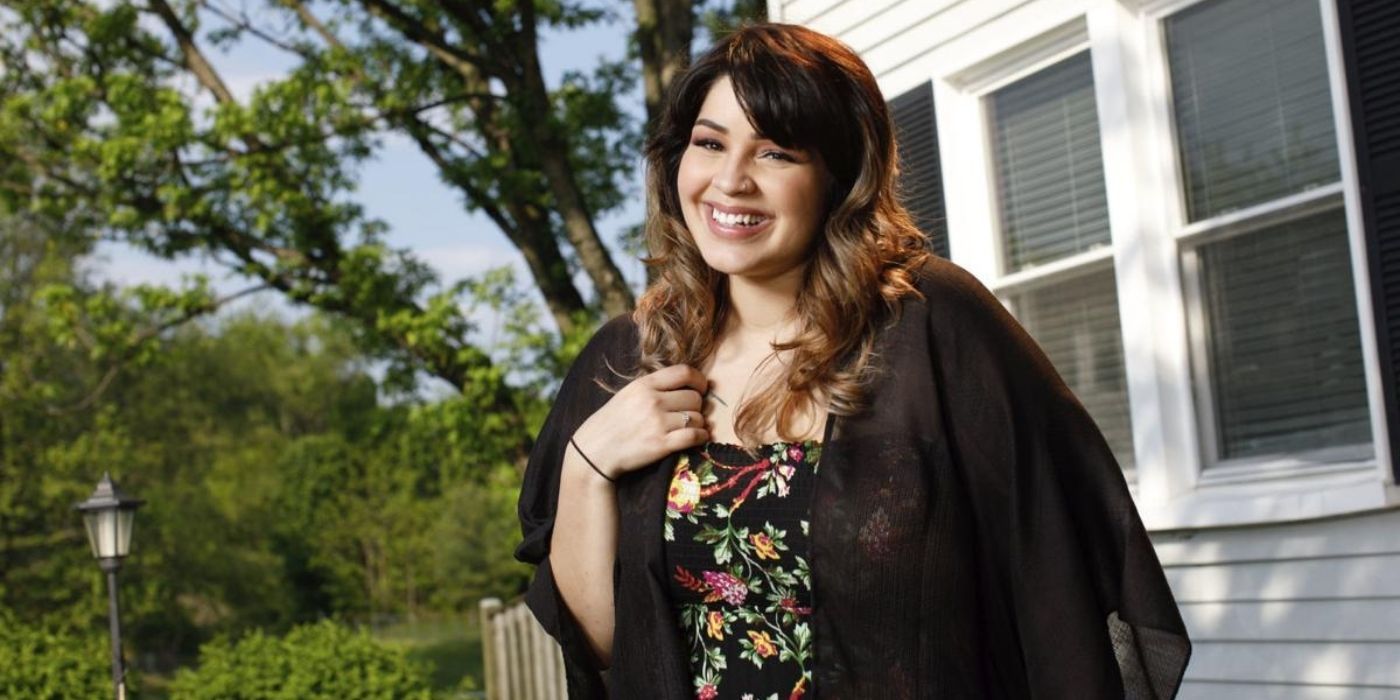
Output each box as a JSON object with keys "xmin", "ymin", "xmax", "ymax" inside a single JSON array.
[{"xmin": 632, "ymin": 23, "xmax": 931, "ymax": 448}]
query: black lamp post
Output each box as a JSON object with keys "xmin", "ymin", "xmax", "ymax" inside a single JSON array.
[{"xmin": 76, "ymin": 472, "xmax": 144, "ymax": 700}]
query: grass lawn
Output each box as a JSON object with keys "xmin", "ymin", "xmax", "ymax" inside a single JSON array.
[{"xmin": 373, "ymin": 614, "xmax": 484, "ymax": 696}]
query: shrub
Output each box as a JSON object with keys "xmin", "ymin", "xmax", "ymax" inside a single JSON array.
[
  {"xmin": 0, "ymin": 614, "xmax": 111, "ymax": 699},
  {"xmin": 169, "ymin": 620, "xmax": 433, "ymax": 700}
]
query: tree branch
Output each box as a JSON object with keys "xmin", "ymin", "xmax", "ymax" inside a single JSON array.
[
  {"xmin": 45, "ymin": 283, "xmax": 272, "ymax": 415},
  {"xmin": 148, "ymin": 0, "xmax": 238, "ymax": 106},
  {"xmin": 355, "ymin": 0, "xmax": 498, "ymax": 81},
  {"xmin": 512, "ymin": 0, "xmax": 635, "ymax": 316},
  {"xmin": 201, "ymin": 0, "xmax": 316, "ymax": 59}
]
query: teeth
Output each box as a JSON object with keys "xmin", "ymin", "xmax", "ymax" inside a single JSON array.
[{"xmin": 711, "ymin": 208, "xmax": 768, "ymax": 227}]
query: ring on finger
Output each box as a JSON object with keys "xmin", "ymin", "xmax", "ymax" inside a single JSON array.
[{"xmin": 681, "ymin": 412, "xmax": 692, "ymax": 428}]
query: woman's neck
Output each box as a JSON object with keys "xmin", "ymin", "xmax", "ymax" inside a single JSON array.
[{"xmin": 723, "ymin": 269, "xmax": 804, "ymax": 345}]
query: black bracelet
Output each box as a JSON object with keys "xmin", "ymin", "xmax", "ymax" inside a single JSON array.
[{"xmin": 569, "ymin": 436, "xmax": 617, "ymax": 484}]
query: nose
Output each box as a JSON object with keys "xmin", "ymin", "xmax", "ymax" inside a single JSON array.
[{"xmin": 713, "ymin": 152, "xmax": 755, "ymax": 195}]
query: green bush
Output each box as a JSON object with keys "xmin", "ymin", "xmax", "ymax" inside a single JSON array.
[
  {"xmin": 169, "ymin": 620, "xmax": 433, "ymax": 700},
  {"xmin": 0, "ymin": 614, "xmax": 111, "ymax": 699}
]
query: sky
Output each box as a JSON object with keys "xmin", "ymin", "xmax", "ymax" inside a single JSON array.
[{"xmin": 90, "ymin": 5, "xmax": 651, "ymax": 325}]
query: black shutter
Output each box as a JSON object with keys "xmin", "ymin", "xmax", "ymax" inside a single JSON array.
[
  {"xmin": 1337, "ymin": 0, "xmax": 1400, "ymax": 479},
  {"xmin": 888, "ymin": 82, "xmax": 949, "ymax": 258}
]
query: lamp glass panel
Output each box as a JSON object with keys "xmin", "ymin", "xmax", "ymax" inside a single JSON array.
[
  {"xmin": 116, "ymin": 508, "xmax": 136, "ymax": 557},
  {"xmin": 89, "ymin": 509, "xmax": 120, "ymax": 558},
  {"xmin": 82, "ymin": 512, "xmax": 102, "ymax": 559}
]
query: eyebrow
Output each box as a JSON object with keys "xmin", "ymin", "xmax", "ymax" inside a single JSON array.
[
  {"xmin": 694, "ymin": 118, "xmax": 776, "ymax": 144},
  {"xmin": 695, "ymin": 118, "xmax": 729, "ymax": 134}
]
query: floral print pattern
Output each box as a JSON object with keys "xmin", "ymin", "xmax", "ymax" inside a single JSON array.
[{"xmin": 664, "ymin": 440, "xmax": 821, "ymax": 700}]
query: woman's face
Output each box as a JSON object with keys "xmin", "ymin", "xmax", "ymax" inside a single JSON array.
[{"xmin": 677, "ymin": 76, "xmax": 829, "ymax": 287}]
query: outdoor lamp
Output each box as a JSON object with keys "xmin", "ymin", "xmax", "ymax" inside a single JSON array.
[
  {"xmin": 76, "ymin": 472, "xmax": 144, "ymax": 700},
  {"xmin": 76, "ymin": 472, "xmax": 144, "ymax": 561}
]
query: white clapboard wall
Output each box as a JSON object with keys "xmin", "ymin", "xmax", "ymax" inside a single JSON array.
[
  {"xmin": 479, "ymin": 597, "xmax": 567, "ymax": 700},
  {"xmin": 770, "ymin": 0, "xmax": 1067, "ymax": 94},
  {"xmin": 1151, "ymin": 508, "xmax": 1400, "ymax": 698}
]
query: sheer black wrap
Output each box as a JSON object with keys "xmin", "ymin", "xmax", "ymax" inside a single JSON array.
[{"xmin": 515, "ymin": 257, "xmax": 1191, "ymax": 698}]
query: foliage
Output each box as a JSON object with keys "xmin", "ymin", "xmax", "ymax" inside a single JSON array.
[
  {"xmin": 169, "ymin": 620, "xmax": 433, "ymax": 700},
  {"xmin": 0, "ymin": 611, "xmax": 111, "ymax": 700},
  {"xmin": 0, "ymin": 0, "xmax": 638, "ymax": 383},
  {"xmin": 699, "ymin": 0, "xmax": 769, "ymax": 42},
  {"xmin": 430, "ymin": 466, "xmax": 536, "ymax": 610},
  {"xmin": 0, "ymin": 210, "xmax": 557, "ymax": 675}
]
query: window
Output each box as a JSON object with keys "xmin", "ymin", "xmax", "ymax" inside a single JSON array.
[
  {"xmin": 1189, "ymin": 210, "xmax": 1370, "ymax": 461},
  {"xmin": 990, "ymin": 52, "xmax": 1110, "ymax": 271},
  {"xmin": 1165, "ymin": 0, "xmax": 1372, "ymax": 471},
  {"xmin": 1167, "ymin": 0, "xmax": 1340, "ymax": 222},
  {"xmin": 987, "ymin": 51, "xmax": 1137, "ymax": 473},
  {"xmin": 1012, "ymin": 266, "xmax": 1136, "ymax": 475}
]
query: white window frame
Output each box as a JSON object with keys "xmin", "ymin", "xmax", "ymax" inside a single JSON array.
[
  {"xmin": 1132, "ymin": 0, "xmax": 1391, "ymax": 524},
  {"xmin": 951, "ymin": 20, "xmax": 1139, "ymax": 479},
  {"xmin": 930, "ymin": 0, "xmax": 1395, "ymax": 530}
]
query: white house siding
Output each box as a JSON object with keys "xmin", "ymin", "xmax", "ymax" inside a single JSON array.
[
  {"xmin": 771, "ymin": 0, "xmax": 1400, "ymax": 694},
  {"xmin": 775, "ymin": 0, "xmax": 1084, "ymax": 97},
  {"xmin": 1153, "ymin": 508, "xmax": 1400, "ymax": 696}
]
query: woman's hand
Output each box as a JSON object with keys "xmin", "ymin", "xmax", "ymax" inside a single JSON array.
[{"xmin": 570, "ymin": 364, "xmax": 710, "ymax": 480}]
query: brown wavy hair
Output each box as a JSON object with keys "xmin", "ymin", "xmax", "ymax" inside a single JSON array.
[{"xmin": 632, "ymin": 23, "xmax": 931, "ymax": 448}]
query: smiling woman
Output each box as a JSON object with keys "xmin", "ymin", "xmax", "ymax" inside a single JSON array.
[
  {"xmin": 676, "ymin": 77, "xmax": 829, "ymax": 285},
  {"xmin": 517, "ymin": 23, "xmax": 1191, "ymax": 700}
]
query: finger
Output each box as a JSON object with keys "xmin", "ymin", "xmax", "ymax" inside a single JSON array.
[
  {"xmin": 662, "ymin": 426, "xmax": 709, "ymax": 452},
  {"xmin": 647, "ymin": 364, "xmax": 709, "ymax": 393},
  {"xmin": 667, "ymin": 410, "xmax": 705, "ymax": 432},
  {"xmin": 657, "ymin": 388, "xmax": 703, "ymax": 412}
]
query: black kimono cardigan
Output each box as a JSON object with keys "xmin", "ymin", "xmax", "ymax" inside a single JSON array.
[{"xmin": 516, "ymin": 256, "xmax": 1191, "ymax": 698}]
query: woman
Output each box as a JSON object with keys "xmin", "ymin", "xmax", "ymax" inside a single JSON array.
[{"xmin": 516, "ymin": 23, "xmax": 1190, "ymax": 699}]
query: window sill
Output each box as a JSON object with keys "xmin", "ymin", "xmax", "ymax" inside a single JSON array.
[{"xmin": 1134, "ymin": 465, "xmax": 1399, "ymax": 531}]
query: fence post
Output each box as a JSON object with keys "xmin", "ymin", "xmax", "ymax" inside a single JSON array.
[
  {"xmin": 479, "ymin": 598, "xmax": 502, "ymax": 700},
  {"xmin": 479, "ymin": 596, "xmax": 569, "ymax": 699}
]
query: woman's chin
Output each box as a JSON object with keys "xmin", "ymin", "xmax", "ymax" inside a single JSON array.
[{"xmin": 696, "ymin": 252, "xmax": 757, "ymax": 278}]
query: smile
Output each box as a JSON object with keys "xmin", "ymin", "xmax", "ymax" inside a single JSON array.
[
  {"xmin": 712, "ymin": 209, "xmax": 769, "ymax": 227},
  {"xmin": 705, "ymin": 203, "xmax": 773, "ymax": 240}
]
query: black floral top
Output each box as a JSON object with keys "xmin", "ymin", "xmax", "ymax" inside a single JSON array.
[{"xmin": 663, "ymin": 440, "xmax": 822, "ymax": 700}]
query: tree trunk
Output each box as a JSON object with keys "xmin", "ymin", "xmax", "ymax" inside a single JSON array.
[
  {"xmin": 516, "ymin": 0, "xmax": 636, "ymax": 317},
  {"xmin": 632, "ymin": 0, "xmax": 694, "ymax": 131},
  {"xmin": 508, "ymin": 203, "xmax": 590, "ymax": 336}
]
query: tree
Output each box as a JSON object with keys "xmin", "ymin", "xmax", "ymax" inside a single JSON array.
[{"xmin": 0, "ymin": 0, "xmax": 762, "ymax": 405}]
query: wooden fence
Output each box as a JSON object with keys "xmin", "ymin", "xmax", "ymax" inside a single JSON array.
[{"xmin": 478, "ymin": 597, "xmax": 568, "ymax": 700}]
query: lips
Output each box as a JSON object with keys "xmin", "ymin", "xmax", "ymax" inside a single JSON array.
[{"xmin": 705, "ymin": 203, "xmax": 773, "ymax": 240}]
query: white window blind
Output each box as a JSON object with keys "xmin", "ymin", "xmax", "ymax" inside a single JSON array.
[
  {"xmin": 1195, "ymin": 211, "xmax": 1371, "ymax": 461},
  {"xmin": 1010, "ymin": 268, "xmax": 1136, "ymax": 473},
  {"xmin": 990, "ymin": 51, "xmax": 1111, "ymax": 272},
  {"xmin": 1166, "ymin": 0, "xmax": 1340, "ymax": 222},
  {"xmin": 989, "ymin": 52, "xmax": 1135, "ymax": 473},
  {"xmin": 1167, "ymin": 0, "xmax": 1371, "ymax": 467}
]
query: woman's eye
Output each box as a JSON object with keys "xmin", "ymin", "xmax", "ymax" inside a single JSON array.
[
  {"xmin": 762, "ymin": 150, "xmax": 796, "ymax": 162},
  {"xmin": 692, "ymin": 138, "xmax": 723, "ymax": 151}
]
